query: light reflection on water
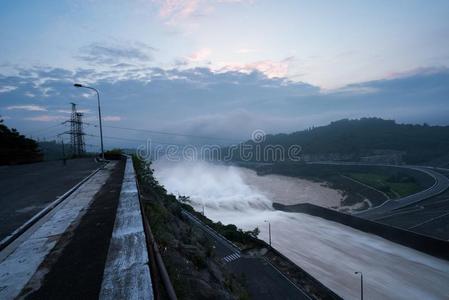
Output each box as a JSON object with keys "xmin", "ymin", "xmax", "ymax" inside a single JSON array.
[{"xmin": 153, "ymin": 159, "xmax": 449, "ymax": 300}]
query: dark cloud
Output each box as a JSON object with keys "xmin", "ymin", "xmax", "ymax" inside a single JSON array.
[
  {"xmin": 78, "ymin": 43, "xmax": 155, "ymax": 65},
  {"xmin": 1, "ymin": 66, "xmax": 448, "ymax": 147},
  {"xmin": 34, "ymin": 67, "xmax": 74, "ymax": 79}
]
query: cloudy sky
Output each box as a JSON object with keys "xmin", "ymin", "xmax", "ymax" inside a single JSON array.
[{"xmin": 1, "ymin": 0, "xmax": 448, "ymax": 148}]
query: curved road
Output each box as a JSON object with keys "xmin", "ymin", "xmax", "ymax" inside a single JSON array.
[{"xmin": 308, "ymin": 162, "xmax": 449, "ymax": 219}]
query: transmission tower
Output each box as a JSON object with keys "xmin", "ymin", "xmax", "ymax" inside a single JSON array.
[
  {"xmin": 61, "ymin": 103, "xmax": 86, "ymax": 157},
  {"xmin": 75, "ymin": 111, "xmax": 86, "ymax": 155}
]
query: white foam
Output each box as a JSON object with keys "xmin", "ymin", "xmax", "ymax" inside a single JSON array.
[{"xmin": 154, "ymin": 159, "xmax": 449, "ymax": 300}]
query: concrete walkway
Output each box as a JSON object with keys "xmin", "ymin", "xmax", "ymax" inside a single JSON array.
[
  {"xmin": 0, "ymin": 158, "xmax": 101, "ymax": 241},
  {"xmin": 0, "ymin": 162, "xmax": 116, "ymax": 299}
]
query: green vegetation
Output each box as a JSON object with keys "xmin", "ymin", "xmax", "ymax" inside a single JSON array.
[
  {"xmin": 133, "ymin": 156, "xmax": 250, "ymax": 300},
  {"xmin": 103, "ymin": 148, "xmax": 123, "ymax": 160},
  {"xmin": 38, "ymin": 140, "xmax": 66, "ymax": 161},
  {"xmin": 38, "ymin": 140, "xmax": 98, "ymax": 161},
  {"xmin": 0, "ymin": 118, "xmax": 42, "ymax": 165},
  {"xmin": 180, "ymin": 200, "xmax": 260, "ymax": 248},
  {"xmin": 224, "ymin": 118, "xmax": 449, "ymax": 164},
  {"xmin": 346, "ymin": 172, "xmax": 421, "ymax": 198}
]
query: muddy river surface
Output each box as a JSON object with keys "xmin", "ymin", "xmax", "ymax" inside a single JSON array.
[{"xmin": 154, "ymin": 160, "xmax": 449, "ymax": 300}]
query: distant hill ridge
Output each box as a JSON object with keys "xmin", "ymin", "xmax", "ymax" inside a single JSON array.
[{"xmin": 233, "ymin": 118, "xmax": 449, "ymax": 164}]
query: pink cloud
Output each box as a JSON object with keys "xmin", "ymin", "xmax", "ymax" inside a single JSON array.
[
  {"xmin": 158, "ymin": 0, "xmax": 200, "ymax": 19},
  {"xmin": 188, "ymin": 48, "xmax": 212, "ymax": 61},
  {"xmin": 156, "ymin": 0, "xmax": 253, "ymax": 24},
  {"xmin": 219, "ymin": 57, "xmax": 294, "ymax": 78}
]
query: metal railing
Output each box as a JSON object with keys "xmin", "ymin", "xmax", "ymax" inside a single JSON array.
[{"xmin": 133, "ymin": 160, "xmax": 177, "ymax": 300}]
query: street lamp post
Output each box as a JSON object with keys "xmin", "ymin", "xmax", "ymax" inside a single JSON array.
[
  {"xmin": 73, "ymin": 83, "xmax": 104, "ymax": 160},
  {"xmin": 61, "ymin": 137, "xmax": 66, "ymax": 166},
  {"xmin": 355, "ymin": 271, "xmax": 364, "ymax": 300},
  {"xmin": 264, "ymin": 220, "xmax": 271, "ymax": 246}
]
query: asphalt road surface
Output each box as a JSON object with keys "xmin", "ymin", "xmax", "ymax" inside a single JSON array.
[
  {"xmin": 0, "ymin": 158, "xmax": 101, "ymax": 241},
  {"xmin": 374, "ymin": 177, "xmax": 449, "ymax": 240},
  {"xmin": 305, "ymin": 162, "xmax": 449, "ymax": 219},
  {"xmin": 25, "ymin": 160, "xmax": 125, "ymax": 299},
  {"xmin": 356, "ymin": 166, "xmax": 449, "ymax": 219},
  {"xmin": 266, "ymin": 161, "xmax": 449, "ymax": 239},
  {"xmin": 0, "ymin": 162, "xmax": 117, "ymax": 299}
]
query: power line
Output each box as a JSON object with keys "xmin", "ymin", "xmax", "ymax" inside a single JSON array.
[
  {"xmin": 97, "ymin": 124, "xmax": 242, "ymax": 143},
  {"xmin": 28, "ymin": 123, "xmax": 64, "ymax": 135},
  {"xmin": 37, "ymin": 134, "xmax": 60, "ymax": 141},
  {"xmin": 87, "ymin": 134, "xmax": 200, "ymax": 147}
]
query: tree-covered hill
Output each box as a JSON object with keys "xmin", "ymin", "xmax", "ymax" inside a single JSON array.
[
  {"xmin": 226, "ymin": 118, "xmax": 449, "ymax": 165},
  {"xmin": 0, "ymin": 119, "xmax": 42, "ymax": 165},
  {"xmin": 38, "ymin": 140, "xmax": 68, "ymax": 161}
]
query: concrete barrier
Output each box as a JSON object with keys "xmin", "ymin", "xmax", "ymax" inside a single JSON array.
[{"xmin": 100, "ymin": 158, "xmax": 154, "ymax": 300}]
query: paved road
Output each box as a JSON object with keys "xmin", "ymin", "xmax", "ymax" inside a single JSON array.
[
  {"xmin": 0, "ymin": 158, "xmax": 101, "ymax": 241},
  {"xmin": 356, "ymin": 166, "xmax": 449, "ymax": 219},
  {"xmin": 182, "ymin": 210, "xmax": 310, "ymax": 300},
  {"xmin": 374, "ymin": 181, "xmax": 449, "ymax": 240},
  {"xmin": 0, "ymin": 162, "xmax": 116, "ymax": 299},
  {"xmin": 26, "ymin": 160, "xmax": 125, "ymax": 299},
  {"xmin": 307, "ymin": 161, "xmax": 449, "ymax": 219}
]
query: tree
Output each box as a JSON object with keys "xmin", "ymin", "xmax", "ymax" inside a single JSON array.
[{"xmin": 0, "ymin": 118, "xmax": 42, "ymax": 165}]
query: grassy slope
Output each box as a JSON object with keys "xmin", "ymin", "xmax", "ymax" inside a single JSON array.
[{"xmin": 346, "ymin": 172, "xmax": 421, "ymax": 198}]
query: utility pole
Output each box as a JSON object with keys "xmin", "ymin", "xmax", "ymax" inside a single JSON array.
[
  {"xmin": 75, "ymin": 111, "xmax": 86, "ymax": 154},
  {"xmin": 73, "ymin": 84, "xmax": 104, "ymax": 160},
  {"xmin": 68, "ymin": 103, "xmax": 85, "ymax": 156},
  {"xmin": 355, "ymin": 271, "xmax": 364, "ymax": 300},
  {"xmin": 264, "ymin": 220, "xmax": 271, "ymax": 246},
  {"xmin": 61, "ymin": 138, "xmax": 66, "ymax": 166}
]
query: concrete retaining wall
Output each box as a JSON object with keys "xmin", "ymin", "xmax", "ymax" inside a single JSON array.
[{"xmin": 100, "ymin": 158, "xmax": 154, "ymax": 300}]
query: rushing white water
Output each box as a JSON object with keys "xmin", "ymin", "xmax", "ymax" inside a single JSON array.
[{"xmin": 153, "ymin": 159, "xmax": 449, "ymax": 300}]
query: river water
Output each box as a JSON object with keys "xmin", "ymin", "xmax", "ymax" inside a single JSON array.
[{"xmin": 153, "ymin": 160, "xmax": 449, "ymax": 300}]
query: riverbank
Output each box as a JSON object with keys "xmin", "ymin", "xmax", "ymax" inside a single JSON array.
[{"xmin": 153, "ymin": 159, "xmax": 449, "ymax": 299}]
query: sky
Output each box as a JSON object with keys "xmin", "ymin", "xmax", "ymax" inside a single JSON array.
[{"xmin": 0, "ymin": 0, "xmax": 449, "ymax": 149}]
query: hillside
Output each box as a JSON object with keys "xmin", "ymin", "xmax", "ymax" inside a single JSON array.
[
  {"xmin": 0, "ymin": 119, "xmax": 42, "ymax": 165},
  {"xmin": 226, "ymin": 118, "xmax": 449, "ymax": 165}
]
